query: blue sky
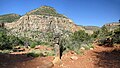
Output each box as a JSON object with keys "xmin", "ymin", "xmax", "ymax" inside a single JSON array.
[{"xmin": 0, "ymin": 0, "xmax": 120, "ymax": 26}]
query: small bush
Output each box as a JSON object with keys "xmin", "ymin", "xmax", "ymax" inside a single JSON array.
[
  {"xmin": 74, "ymin": 49, "xmax": 84, "ymax": 55},
  {"xmin": 27, "ymin": 50, "xmax": 54, "ymax": 57},
  {"xmin": 30, "ymin": 42, "xmax": 37, "ymax": 48},
  {"xmin": 112, "ymin": 27, "xmax": 120, "ymax": 44},
  {"xmin": 88, "ymin": 43, "xmax": 94, "ymax": 48},
  {"xmin": 27, "ymin": 52, "xmax": 40, "ymax": 57},
  {"xmin": 42, "ymin": 50, "xmax": 55, "ymax": 56},
  {"xmin": 0, "ymin": 28, "xmax": 24, "ymax": 50},
  {"xmin": 27, "ymin": 50, "xmax": 41, "ymax": 57},
  {"xmin": 0, "ymin": 50, "xmax": 13, "ymax": 54}
]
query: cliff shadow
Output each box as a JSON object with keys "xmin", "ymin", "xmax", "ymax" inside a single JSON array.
[
  {"xmin": 94, "ymin": 48, "xmax": 120, "ymax": 68},
  {"xmin": 0, "ymin": 53, "xmax": 34, "ymax": 68}
]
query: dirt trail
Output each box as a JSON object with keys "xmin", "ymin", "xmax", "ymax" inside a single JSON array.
[
  {"xmin": 53, "ymin": 44, "xmax": 120, "ymax": 68},
  {"xmin": 0, "ymin": 44, "xmax": 120, "ymax": 68}
]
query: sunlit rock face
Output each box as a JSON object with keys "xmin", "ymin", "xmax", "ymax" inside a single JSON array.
[
  {"xmin": 5, "ymin": 6, "xmax": 84, "ymax": 41},
  {"xmin": 104, "ymin": 22, "xmax": 120, "ymax": 31}
]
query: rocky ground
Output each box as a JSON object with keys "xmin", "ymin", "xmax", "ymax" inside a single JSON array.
[{"xmin": 0, "ymin": 44, "xmax": 120, "ymax": 68}]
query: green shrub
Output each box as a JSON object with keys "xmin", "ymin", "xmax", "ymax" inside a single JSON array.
[
  {"xmin": 72, "ymin": 30, "xmax": 91, "ymax": 42},
  {"xmin": 42, "ymin": 50, "xmax": 55, "ymax": 56},
  {"xmin": 40, "ymin": 42, "xmax": 49, "ymax": 45},
  {"xmin": 112, "ymin": 27, "xmax": 120, "ymax": 44},
  {"xmin": 0, "ymin": 49, "xmax": 13, "ymax": 54},
  {"xmin": 0, "ymin": 28, "xmax": 13, "ymax": 49},
  {"xmin": 82, "ymin": 43, "xmax": 94, "ymax": 50},
  {"xmin": 88, "ymin": 43, "xmax": 94, "ymax": 48},
  {"xmin": 95, "ymin": 25, "xmax": 120, "ymax": 45},
  {"xmin": 0, "ymin": 28, "xmax": 24, "ymax": 50},
  {"xmin": 92, "ymin": 26, "xmax": 111, "ymax": 39},
  {"xmin": 27, "ymin": 50, "xmax": 54, "ymax": 57},
  {"xmin": 68, "ymin": 30, "xmax": 91, "ymax": 51},
  {"xmin": 27, "ymin": 52, "xmax": 40, "ymax": 57},
  {"xmin": 30, "ymin": 42, "xmax": 37, "ymax": 48},
  {"xmin": 57, "ymin": 30, "xmax": 93, "ymax": 54},
  {"xmin": 27, "ymin": 50, "xmax": 41, "ymax": 57}
]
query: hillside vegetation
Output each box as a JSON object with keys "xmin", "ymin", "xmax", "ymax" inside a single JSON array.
[
  {"xmin": 26, "ymin": 6, "xmax": 66, "ymax": 18},
  {"xmin": 0, "ymin": 5, "xmax": 120, "ymax": 68},
  {"xmin": 92, "ymin": 23, "xmax": 120, "ymax": 46},
  {"xmin": 0, "ymin": 6, "xmax": 120, "ymax": 57},
  {"xmin": 0, "ymin": 14, "xmax": 21, "ymax": 23},
  {"xmin": 83, "ymin": 26, "xmax": 100, "ymax": 31}
]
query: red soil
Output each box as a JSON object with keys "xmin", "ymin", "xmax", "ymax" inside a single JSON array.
[{"xmin": 0, "ymin": 44, "xmax": 120, "ymax": 68}]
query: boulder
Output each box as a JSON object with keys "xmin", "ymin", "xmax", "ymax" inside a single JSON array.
[{"xmin": 70, "ymin": 56, "xmax": 78, "ymax": 60}]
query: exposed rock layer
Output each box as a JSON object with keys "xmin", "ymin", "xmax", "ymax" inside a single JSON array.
[{"xmin": 5, "ymin": 15, "xmax": 84, "ymax": 41}]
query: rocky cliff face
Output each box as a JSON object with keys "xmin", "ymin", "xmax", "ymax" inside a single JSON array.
[
  {"xmin": 83, "ymin": 26, "xmax": 100, "ymax": 35},
  {"xmin": 5, "ymin": 6, "xmax": 84, "ymax": 42},
  {"xmin": 104, "ymin": 22, "xmax": 120, "ymax": 31}
]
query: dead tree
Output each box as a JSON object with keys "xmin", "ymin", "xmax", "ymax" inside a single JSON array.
[
  {"xmin": 52, "ymin": 25, "xmax": 63, "ymax": 64},
  {"xmin": 48, "ymin": 20, "xmax": 64, "ymax": 64},
  {"xmin": 0, "ymin": 23, "xmax": 4, "ymax": 28},
  {"xmin": 53, "ymin": 34, "xmax": 60, "ymax": 58}
]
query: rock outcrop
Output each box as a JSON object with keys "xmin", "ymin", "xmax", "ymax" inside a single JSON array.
[
  {"xmin": 104, "ymin": 22, "xmax": 120, "ymax": 31},
  {"xmin": 4, "ymin": 6, "xmax": 84, "ymax": 42},
  {"xmin": 79, "ymin": 25, "xmax": 100, "ymax": 35},
  {"xmin": 104, "ymin": 22, "xmax": 120, "ymax": 26}
]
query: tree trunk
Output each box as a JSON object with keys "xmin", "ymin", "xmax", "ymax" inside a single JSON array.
[
  {"xmin": 52, "ymin": 43, "xmax": 61, "ymax": 65},
  {"xmin": 54, "ymin": 44, "xmax": 60, "ymax": 57}
]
